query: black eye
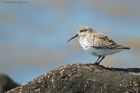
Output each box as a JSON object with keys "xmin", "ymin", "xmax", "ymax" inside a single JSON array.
[
  {"xmin": 80, "ymin": 29, "xmax": 87, "ymax": 32},
  {"xmin": 80, "ymin": 30, "xmax": 84, "ymax": 32}
]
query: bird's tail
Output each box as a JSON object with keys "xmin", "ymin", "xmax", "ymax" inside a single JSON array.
[
  {"xmin": 117, "ymin": 46, "xmax": 130, "ymax": 50},
  {"xmin": 121, "ymin": 47, "xmax": 130, "ymax": 49}
]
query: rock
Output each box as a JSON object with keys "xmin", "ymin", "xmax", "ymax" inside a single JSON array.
[
  {"xmin": 6, "ymin": 64, "xmax": 140, "ymax": 93},
  {"xmin": 0, "ymin": 73, "xmax": 19, "ymax": 93}
]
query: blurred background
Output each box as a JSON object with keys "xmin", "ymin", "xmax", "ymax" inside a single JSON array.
[{"xmin": 0, "ymin": 0, "xmax": 140, "ymax": 84}]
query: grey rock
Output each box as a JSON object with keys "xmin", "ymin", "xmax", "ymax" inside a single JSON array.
[{"xmin": 6, "ymin": 64, "xmax": 140, "ymax": 93}]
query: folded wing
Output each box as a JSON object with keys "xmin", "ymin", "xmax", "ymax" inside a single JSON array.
[{"xmin": 91, "ymin": 33, "xmax": 130, "ymax": 49}]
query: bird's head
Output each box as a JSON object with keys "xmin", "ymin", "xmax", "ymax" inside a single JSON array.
[
  {"xmin": 77, "ymin": 26, "xmax": 92, "ymax": 36},
  {"xmin": 67, "ymin": 26, "xmax": 93, "ymax": 42}
]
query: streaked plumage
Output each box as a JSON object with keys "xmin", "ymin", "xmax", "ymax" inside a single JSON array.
[{"xmin": 67, "ymin": 26, "xmax": 130, "ymax": 65}]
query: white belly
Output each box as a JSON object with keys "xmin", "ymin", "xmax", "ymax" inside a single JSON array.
[
  {"xmin": 82, "ymin": 45, "xmax": 122, "ymax": 56},
  {"xmin": 79, "ymin": 38, "xmax": 122, "ymax": 56}
]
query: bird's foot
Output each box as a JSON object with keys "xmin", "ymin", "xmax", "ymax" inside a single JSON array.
[{"xmin": 94, "ymin": 63, "xmax": 99, "ymax": 65}]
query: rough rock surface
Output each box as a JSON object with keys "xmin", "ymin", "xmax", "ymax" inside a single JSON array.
[
  {"xmin": 0, "ymin": 73, "xmax": 19, "ymax": 93},
  {"xmin": 6, "ymin": 64, "xmax": 140, "ymax": 93}
]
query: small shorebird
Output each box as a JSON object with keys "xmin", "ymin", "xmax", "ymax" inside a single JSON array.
[{"xmin": 67, "ymin": 26, "xmax": 130, "ymax": 65}]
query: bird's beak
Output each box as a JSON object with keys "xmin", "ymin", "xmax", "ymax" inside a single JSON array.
[{"xmin": 67, "ymin": 34, "xmax": 78, "ymax": 42}]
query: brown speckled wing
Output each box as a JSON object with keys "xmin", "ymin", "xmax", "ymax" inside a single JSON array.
[{"xmin": 91, "ymin": 33, "xmax": 123, "ymax": 49}]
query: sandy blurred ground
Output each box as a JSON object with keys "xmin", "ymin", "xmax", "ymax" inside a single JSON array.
[{"xmin": 0, "ymin": 0, "xmax": 140, "ymax": 83}]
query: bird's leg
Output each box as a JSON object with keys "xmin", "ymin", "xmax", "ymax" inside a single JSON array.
[
  {"xmin": 95, "ymin": 56, "xmax": 101, "ymax": 65},
  {"xmin": 97, "ymin": 56, "xmax": 105, "ymax": 65}
]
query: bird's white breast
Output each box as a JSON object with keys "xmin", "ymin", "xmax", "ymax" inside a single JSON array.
[{"xmin": 79, "ymin": 37, "xmax": 98, "ymax": 56}]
